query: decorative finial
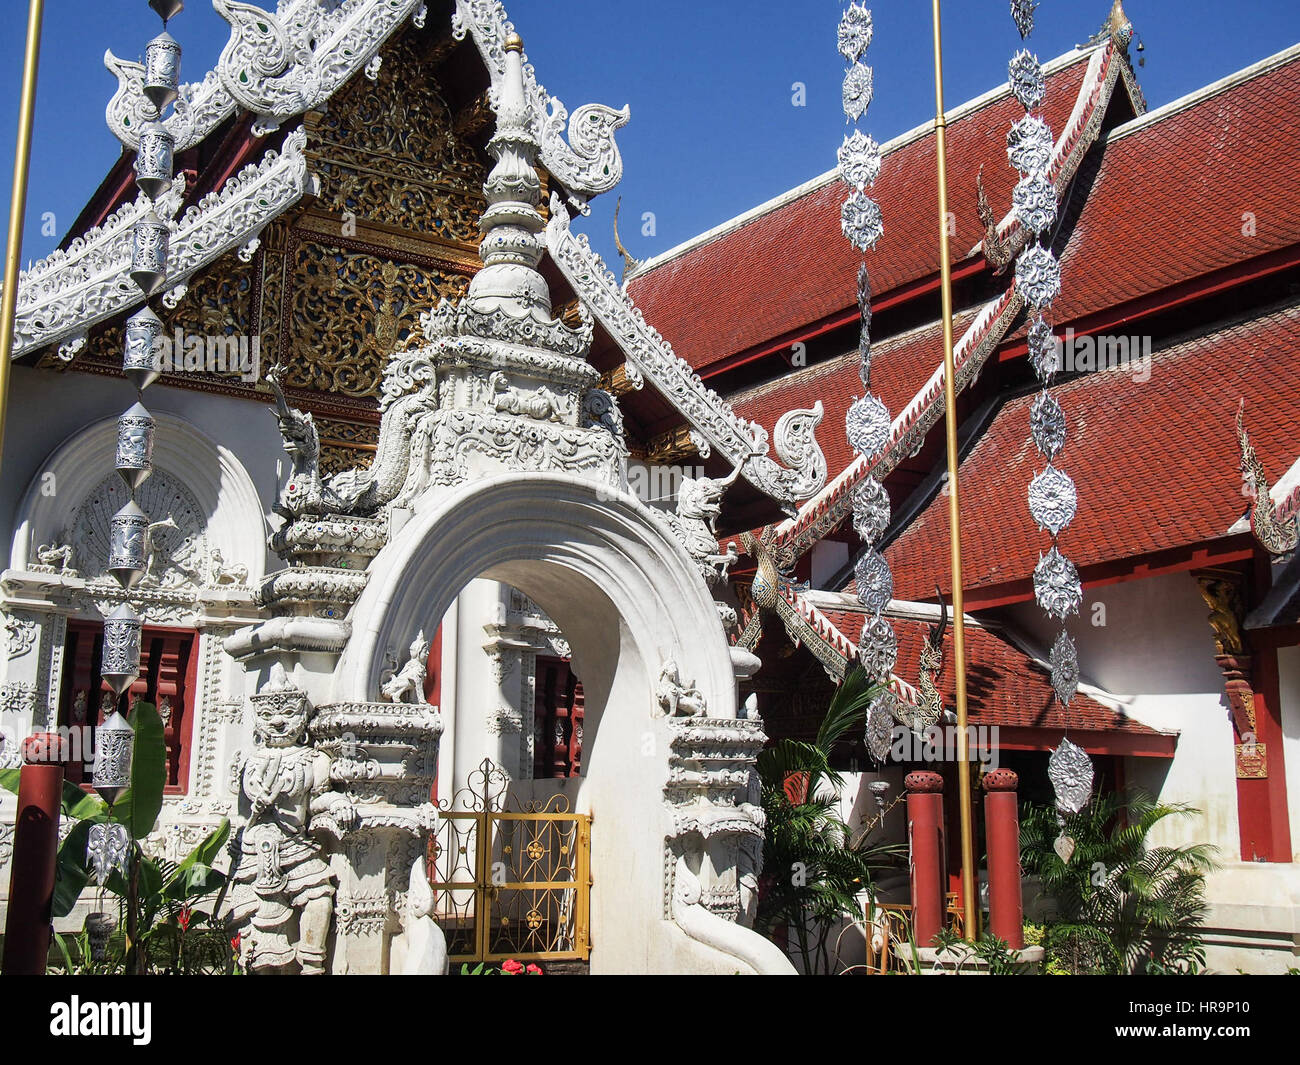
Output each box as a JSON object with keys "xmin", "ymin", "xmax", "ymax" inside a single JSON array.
[{"xmin": 504, "ymin": 32, "xmax": 523, "ymax": 53}]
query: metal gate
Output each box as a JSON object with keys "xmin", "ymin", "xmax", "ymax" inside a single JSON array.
[{"xmin": 428, "ymin": 759, "xmax": 591, "ymax": 963}]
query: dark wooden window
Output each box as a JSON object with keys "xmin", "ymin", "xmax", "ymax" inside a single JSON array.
[
  {"xmin": 58, "ymin": 619, "xmax": 199, "ymax": 794},
  {"xmin": 533, "ymin": 655, "xmax": 583, "ymax": 778}
]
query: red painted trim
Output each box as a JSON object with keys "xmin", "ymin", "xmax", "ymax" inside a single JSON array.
[
  {"xmin": 992, "ymin": 725, "xmax": 1176, "ymax": 758},
  {"xmin": 698, "ymin": 258, "xmax": 988, "ymax": 381},
  {"xmin": 424, "ymin": 624, "xmax": 443, "ymax": 801},
  {"xmin": 961, "ymin": 538, "xmax": 1255, "ymax": 611}
]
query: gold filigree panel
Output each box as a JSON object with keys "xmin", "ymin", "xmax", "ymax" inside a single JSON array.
[
  {"xmin": 307, "ymin": 34, "xmax": 486, "ymax": 242},
  {"xmin": 317, "ymin": 417, "xmax": 379, "ymax": 476},
  {"xmin": 283, "ymin": 241, "xmax": 469, "ymax": 397}
]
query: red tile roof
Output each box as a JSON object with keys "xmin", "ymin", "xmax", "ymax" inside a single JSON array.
[
  {"xmin": 885, "ymin": 302, "xmax": 1300, "ymax": 600},
  {"xmin": 819, "ymin": 607, "xmax": 1163, "ymax": 738},
  {"xmin": 626, "ymin": 52, "xmax": 1095, "ymax": 371}
]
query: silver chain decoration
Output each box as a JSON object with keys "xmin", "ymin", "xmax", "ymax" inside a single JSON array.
[
  {"xmin": 91, "ymin": 0, "xmax": 186, "ymax": 881},
  {"xmin": 834, "ymin": 5, "xmax": 903, "ymax": 756},
  {"xmin": 1004, "ymin": 5, "xmax": 1093, "ymax": 832}
]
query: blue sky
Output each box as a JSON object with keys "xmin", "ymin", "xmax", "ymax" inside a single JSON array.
[{"xmin": 1, "ymin": 0, "xmax": 1297, "ymax": 280}]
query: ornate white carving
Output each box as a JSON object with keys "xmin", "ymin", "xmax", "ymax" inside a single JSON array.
[
  {"xmin": 3, "ymin": 612, "xmax": 38, "ymax": 660},
  {"xmin": 13, "ymin": 129, "xmax": 312, "ymax": 357},
  {"xmin": 380, "ymin": 630, "xmax": 430, "ymax": 703},
  {"xmin": 655, "ymin": 660, "xmax": 708, "ymax": 718}
]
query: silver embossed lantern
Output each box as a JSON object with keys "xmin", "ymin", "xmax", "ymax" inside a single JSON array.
[
  {"xmin": 134, "ymin": 121, "xmax": 174, "ymax": 201},
  {"xmin": 123, "ymin": 304, "xmax": 164, "ymax": 390},
  {"xmin": 92, "ymin": 711, "xmax": 134, "ymax": 807},
  {"xmin": 108, "ymin": 500, "xmax": 150, "ymax": 589},
  {"xmin": 130, "ymin": 211, "xmax": 170, "ymax": 297},
  {"xmin": 115, "ymin": 402, "xmax": 155, "ymax": 490},
  {"xmin": 142, "ymin": 31, "xmax": 182, "ymax": 111},
  {"xmin": 100, "ymin": 605, "xmax": 142, "ymax": 698}
]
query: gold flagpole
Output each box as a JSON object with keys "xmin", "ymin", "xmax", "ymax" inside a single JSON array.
[
  {"xmin": 930, "ymin": 0, "xmax": 978, "ymax": 942},
  {"xmin": 0, "ymin": 0, "xmax": 45, "ymax": 475}
]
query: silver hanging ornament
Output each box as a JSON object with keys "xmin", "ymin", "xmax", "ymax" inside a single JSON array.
[
  {"xmin": 1008, "ymin": 49, "xmax": 1044, "ymax": 110},
  {"xmin": 108, "ymin": 501, "xmax": 150, "ymax": 590},
  {"xmin": 1033, "ymin": 546, "xmax": 1082, "ymax": 620},
  {"xmin": 92, "ymin": 709, "xmax": 135, "ymax": 803},
  {"xmin": 857, "ymin": 613, "xmax": 897, "ymax": 682},
  {"xmin": 1010, "ymin": 0, "xmax": 1038, "ymax": 39},
  {"xmin": 1012, "ymin": 172, "xmax": 1057, "ymax": 235},
  {"xmin": 1053, "ymin": 833, "xmax": 1076, "ymax": 863},
  {"xmin": 1028, "ymin": 464, "xmax": 1078, "ymax": 536},
  {"xmin": 851, "ymin": 475, "xmax": 891, "ymax": 544},
  {"xmin": 87, "ymin": 822, "xmax": 132, "ymax": 884},
  {"xmin": 130, "ymin": 211, "xmax": 170, "ymax": 297},
  {"xmin": 842, "ymin": 63, "xmax": 874, "ymax": 121},
  {"xmin": 1048, "ymin": 737, "xmax": 1094, "ymax": 815},
  {"xmin": 142, "ymin": 30, "xmax": 182, "ymax": 111},
  {"xmin": 101, "ymin": 605, "xmax": 143, "ymax": 697},
  {"xmin": 837, "ymin": 3, "xmax": 873, "ymax": 63},
  {"xmin": 134, "ymin": 121, "xmax": 175, "ymax": 201},
  {"xmin": 865, "ymin": 691, "xmax": 896, "ymax": 762},
  {"xmin": 854, "ymin": 549, "xmax": 894, "ymax": 614},
  {"xmin": 1007, "ymin": 115, "xmax": 1053, "ymax": 175},
  {"xmin": 841, "ymin": 190, "xmax": 883, "ymax": 252},
  {"xmin": 1026, "ymin": 316, "xmax": 1059, "ymax": 381},
  {"xmin": 838, "ymin": 130, "xmax": 882, "ymax": 191},
  {"xmin": 123, "ymin": 304, "xmax": 164, "ymax": 390},
  {"xmin": 846, "ymin": 393, "xmax": 890, "ymax": 456},
  {"xmin": 1014, "ymin": 244, "xmax": 1061, "ymax": 309},
  {"xmin": 1030, "ymin": 390, "xmax": 1066, "ymax": 460},
  {"xmin": 1049, "ymin": 629, "xmax": 1079, "ymax": 706},
  {"xmin": 115, "ymin": 402, "xmax": 155, "ymax": 490}
]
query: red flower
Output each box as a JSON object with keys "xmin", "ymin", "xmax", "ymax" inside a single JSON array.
[
  {"xmin": 231, "ymin": 933, "xmax": 242, "ymax": 954},
  {"xmin": 177, "ymin": 908, "xmax": 192, "ymax": 932},
  {"xmin": 525, "ymin": 964, "xmax": 543, "ymax": 975},
  {"xmin": 500, "ymin": 959, "xmax": 524, "ymax": 975}
]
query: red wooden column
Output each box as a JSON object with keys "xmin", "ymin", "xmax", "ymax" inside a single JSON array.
[
  {"xmin": 982, "ymin": 768, "xmax": 1024, "ymax": 949},
  {"xmin": 905, "ymin": 770, "xmax": 946, "ymax": 949},
  {"xmin": 2, "ymin": 734, "xmax": 67, "ymax": 975}
]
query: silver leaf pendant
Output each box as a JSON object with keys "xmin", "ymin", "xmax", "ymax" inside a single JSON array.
[
  {"xmin": 857, "ymin": 613, "xmax": 898, "ymax": 682},
  {"xmin": 854, "ymin": 549, "xmax": 894, "ymax": 615},
  {"xmin": 1030, "ymin": 390, "xmax": 1066, "ymax": 459},
  {"xmin": 866, "ymin": 691, "xmax": 896, "ymax": 762},
  {"xmin": 1053, "ymin": 834, "xmax": 1076, "ymax": 863},
  {"xmin": 1048, "ymin": 737, "xmax": 1094, "ymax": 814},
  {"xmin": 1050, "ymin": 629, "xmax": 1079, "ymax": 706},
  {"xmin": 1034, "ymin": 546, "xmax": 1082, "ymax": 619}
]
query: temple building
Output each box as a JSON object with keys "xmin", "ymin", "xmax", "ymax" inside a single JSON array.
[{"xmin": 0, "ymin": 0, "xmax": 1296, "ymax": 973}]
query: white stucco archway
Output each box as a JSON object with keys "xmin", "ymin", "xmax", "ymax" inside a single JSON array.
[
  {"xmin": 335, "ymin": 472, "xmax": 774, "ymax": 973},
  {"xmin": 8, "ymin": 411, "xmax": 268, "ymax": 581}
]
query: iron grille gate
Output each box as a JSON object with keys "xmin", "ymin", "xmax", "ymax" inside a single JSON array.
[{"xmin": 428, "ymin": 759, "xmax": 591, "ymax": 963}]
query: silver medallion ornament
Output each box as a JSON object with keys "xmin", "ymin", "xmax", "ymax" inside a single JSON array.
[
  {"xmin": 130, "ymin": 211, "xmax": 170, "ymax": 297},
  {"xmin": 857, "ymin": 263, "xmax": 872, "ymax": 327},
  {"xmin": 108, "ymin": 500, "xmax": 150, "ymax": 590},
  {"xmin": 123, "ymin": 304, "xmax": 164, "ymax": 391},
  {"xmin": 1030, "ymin": 390, "xmax": 1066, "ymax": 460},
  {"xmin": 134, "ymin": 121, "xmax": 174, "ymax": 201},
  {"xmin": 1028, "ymin": 465, "xmax": 1077, "ymax": 536},
  {"xmin": 854, "ymin": 549, "xmax": 894, "ymax": 615},
  {"xmin": 838, "ymin": 130, "xmax": 881, "ymax": 191},
  {"xmin": 1048, "ymin": 737, "xmax": 1094, "ymax": 814},
  {"xmin": 1026, "ymin": 315, "xmax": 1058, "ymax": 381},
  {"xmin": 1010, "ymin": 0, "xmax": 1038, "ymax": 39},
  {"xmin": 87, "ymin": 822, "xmax": 132, "ymax": 884},
  {"xmin": 92, "ymin": 710, "xmax": 135, "ymax": 802},
  {"xmin": 846, "ymin": 393, "xmax": 890, "ymax": 456},
  {"xmin": 1033, "ymin": 546, "xmax": 1082, "ymax": 620},
  {"xmin": 842, "ymin": 63, "xmax": 874, "ymax": 121},
  {"xmin": 1049, "ymin": 630, "xmax": 1079, "ymax": 706},
  {"xmin": 143, "ymin": 30, "xmax": 182, "ymax": 111},
  {"xmin": 841, "ymin": 189, "xmax": 883, "ymax": 251},
  {"xmin": 1015, "ymin": 244, "xmax": 1061, "ymax": 309},
  {"xmin": 101, "ymin": 604, "xmax": 142, "ymax": 697},
  {"xmin": 851, "ymin": 476, "xmax": 891, "ymax": 544},
  {"xmin": 1007, "ymin": 115, "xmax": 1054, "ymax": 175},
  {"xmin": 1012, "ymin": 173, "xmax": 1057, "ymax": 235},
  {"xmin": 865, "ymin": 691, "xmax": 896, "ymax": 762},
  {"xmin": 857, "ymin": 613, "xmax": 898, "ymax": 682},
  {"xmin": 837, "ymin": 4, "xmax": 873, "ymax": 63},
  {"xmin": 115, "ymin": 402, "xmax": 155, "ymax": 490},
  {"xmin": 1008, "ymin": 49, "xmax": 1044, "ymax": 111}
]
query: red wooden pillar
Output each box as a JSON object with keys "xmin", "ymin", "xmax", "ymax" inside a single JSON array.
[
  {"xmin": 906, "ymin": 770, "xmax": 946, "ymax": 949},
  {"xmin": 2, "ymin": 734, "xmax": 67, "ymax": 975},
  {"xmin": 982, "ymin": 768, "xmax": 1024, "ymax": 949}
]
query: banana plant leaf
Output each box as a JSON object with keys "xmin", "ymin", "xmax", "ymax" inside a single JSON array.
[{"xmin": 111, "ymin": 701, "xmax": 166, "ymax": 840}]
